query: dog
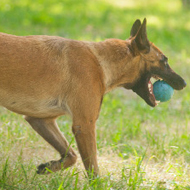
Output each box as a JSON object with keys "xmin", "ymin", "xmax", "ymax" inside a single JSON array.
[{"xmin": 0, "ymin": 18, "xmax": 186, "ymax": 177}]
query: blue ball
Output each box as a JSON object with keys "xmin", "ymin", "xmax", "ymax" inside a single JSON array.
[{"xmin": 153, "ymin": 80, "xmax": 174, "ymax": 102}]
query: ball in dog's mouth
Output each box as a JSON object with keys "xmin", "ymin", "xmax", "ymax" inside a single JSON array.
[{"xmin": 153, "ymin": 80, "xmax": 174, "ymax": 102}]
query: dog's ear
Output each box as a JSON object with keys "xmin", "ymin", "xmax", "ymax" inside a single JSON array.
[
  {"xmin": 133, "ymin": 18, "xmax": 150, "ymax": 53},
  {"xmin": 130, "ymin": 19, "xmax": 141, "ymax": 37}
]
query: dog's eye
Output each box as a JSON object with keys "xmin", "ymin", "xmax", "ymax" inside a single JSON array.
[{"xmin": 159, "ymin": 56, "xmax": 168, "ymax": 65}]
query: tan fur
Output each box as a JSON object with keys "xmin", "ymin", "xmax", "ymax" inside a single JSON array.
[{"xmin": 0, "ymin": 19, "xmax": 186, "ymax": 177}]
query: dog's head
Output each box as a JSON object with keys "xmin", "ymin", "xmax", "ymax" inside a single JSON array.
[{"xmin": 124, "ymin": 18, "xmax": 186, "ymax": 107}]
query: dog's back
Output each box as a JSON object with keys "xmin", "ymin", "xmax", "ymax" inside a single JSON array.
[{"xmin": 0, "ymin": 33, "xmax": 104, "ymax": 118}]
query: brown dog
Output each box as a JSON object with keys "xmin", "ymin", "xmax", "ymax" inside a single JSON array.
[{"xmin": 0, "ymin": 18, "xmax": 186, "ymax": 177}]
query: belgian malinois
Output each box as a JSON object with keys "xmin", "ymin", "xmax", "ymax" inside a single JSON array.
[{"xmin": 0, "ymin": 18, "xmax": 186, "ymax": 177}]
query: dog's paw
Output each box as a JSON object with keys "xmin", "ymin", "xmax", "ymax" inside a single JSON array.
[
  {"xmin": 37, "ymin": 162, "xmax": 51, "ymax": 174},
  {"xmin": 37, "ymin": 160, "xmax": 62, "ymax": 174}
]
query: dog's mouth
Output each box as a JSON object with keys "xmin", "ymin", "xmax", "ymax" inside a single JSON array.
[
  {"xmin": 131, "ymin": 74, "xmax": 158, "ymax": 107},
  {"xmin": 129, "ymin": 68, "xmax": 186, "ymax": 107}
]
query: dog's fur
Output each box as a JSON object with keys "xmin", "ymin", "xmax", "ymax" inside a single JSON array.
[{"xmin": 0, "ymin": 19, "xmax": 186, "ymax": 176}]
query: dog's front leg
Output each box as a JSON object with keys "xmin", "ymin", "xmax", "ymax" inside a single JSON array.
[
  {"xmin": 70, "ymin": 93, "xmax": 102, "ymax": 177},
  {"xmin": 72, "ymin": 120, "xmax": 98, "ymax": 177}
]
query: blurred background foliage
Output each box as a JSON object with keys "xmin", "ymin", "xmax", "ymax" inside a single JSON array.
[{"xmin": 0, "ymin": 0, "xmax": 189, "ymax": 47}]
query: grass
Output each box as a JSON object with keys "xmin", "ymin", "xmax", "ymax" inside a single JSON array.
[{"xmin": 0, "ymin": 0, "xmax": 190, "ymax": 189}]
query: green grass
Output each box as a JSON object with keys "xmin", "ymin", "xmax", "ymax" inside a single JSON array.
[{"xmin": 0, "ymin": 0, "xmax": 190, "ymax": 189}]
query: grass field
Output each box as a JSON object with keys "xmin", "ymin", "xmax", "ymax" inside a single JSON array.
[{"xmin": 0, "ymin": 0, "xmax": 190, "ymax": 189}]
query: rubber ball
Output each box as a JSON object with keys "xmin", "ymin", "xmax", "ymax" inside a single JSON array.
[{"xmin": 153, "ymin": 80, "xmax": 174, "ymax": 102}]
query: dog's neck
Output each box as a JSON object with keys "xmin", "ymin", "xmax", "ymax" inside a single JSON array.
[{"xmin": 88, "ymin": 39, "xmax": 143, "ymax": 93}]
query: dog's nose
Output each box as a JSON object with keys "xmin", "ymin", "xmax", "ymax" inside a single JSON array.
[{"xmin": 183, "ymin": 80, "xmax": 187, "ymax": 87}]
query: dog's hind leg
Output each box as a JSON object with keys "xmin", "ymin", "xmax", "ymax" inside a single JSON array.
[{"xmin": 25, "ymin": 116, "xmax": 77, "ymax": 174}]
